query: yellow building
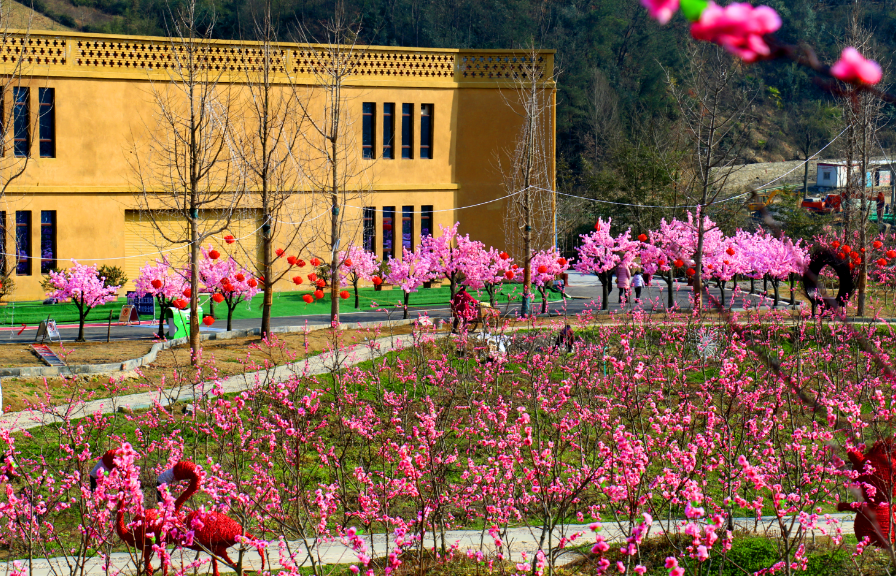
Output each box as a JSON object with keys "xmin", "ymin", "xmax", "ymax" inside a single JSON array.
[{"xmin": 0, "ymin": 31, "xmax": 555, "ymax": 300}]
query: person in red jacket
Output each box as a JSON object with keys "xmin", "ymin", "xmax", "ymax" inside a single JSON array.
[{"xmin": 450, "ymin": 285, "xmax": 478, "ymax": 333}]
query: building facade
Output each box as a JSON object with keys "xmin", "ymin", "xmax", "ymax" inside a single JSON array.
[{"xmin": 0, "ymin": 31, "xmax": 556, "ymax": 300}]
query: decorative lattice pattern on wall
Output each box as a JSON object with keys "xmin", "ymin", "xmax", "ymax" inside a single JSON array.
[
  {"xmin": 75, "ymin": 39, "xmax": 287, "ymax": 72},
  {"xmin": 0, "ymin": 36, "xmax": 66, "ymax": 66},
  {"xmin": 456, "ymin": 54, "xmax": 548, "ymax": 81},
  {"xmin": 291, "ymin": 49, "xmax": 454, "ymax": 79}
]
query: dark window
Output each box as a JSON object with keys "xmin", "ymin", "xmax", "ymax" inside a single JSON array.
[
  {"xmin": 38, "ymin": 88, "xmax": 55, "ymax": 158},
  {"xmin": 402, "ymin": 206, "xmax": 413, "ymax": 252},
  {"xmin": 13, "ymin": 87, "xmax": 28, "ymax": 158},
  {"xmin": 362, "ymin": 102, "xmax": 375, "ymax": 159},
  {"xmin": 401, "ymin": 104, "xmax": 413, "ymax": 159},
  {"xmin": 382, "ymin": 103, "xmax": 395, "ymax": 159},
  {"xmin": 40, "ymin": 210, "xmax": 56, "ymax": 273},
  {"xmin": 15, "ymin": 211, "xmax": 30, "ymax": 275},
  {"xmin": 0, "ymin": 212, "xmax": 6, "ymax": 274},
  {"xmin": 382, "ymin": 206, "xmax": 395, "ymax": 260},
  {"xmin": 421, "ymin": 205, "xmax": 433, "ymax": 238},
  {"xmin": 363, "ymin": 207, "xmax": 376, "ymax": 252},
  {"xmin": 420, "ymin": 104, "xmax": 433, "ymax": 159}
]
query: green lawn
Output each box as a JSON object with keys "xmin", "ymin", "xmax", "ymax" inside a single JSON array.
[{"xmin": 0, "ymin": 284, "xmax": 562, "ymax": 326}]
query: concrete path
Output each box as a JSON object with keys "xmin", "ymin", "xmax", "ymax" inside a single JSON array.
[
  {"xmin": 0, "ymin": 514, "xmax": 856, "ymax": 576},
  {"xmin": 0, "ymin": 332, "xmax": 417, "ymax": 432}
]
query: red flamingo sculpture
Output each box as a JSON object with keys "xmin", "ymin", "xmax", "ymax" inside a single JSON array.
[
  {"xmin": 837, "ymin": 440, "xmax": 896, "ymax": 546},
  {"xmin": 180, "ymin": 508, "xmax": 265, "ymax": 576},
  {"xmin": 115, "ymin": 461, "xmax": 201, "ymax": 576}
]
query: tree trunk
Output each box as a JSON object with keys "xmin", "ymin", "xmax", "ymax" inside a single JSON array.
[
  {"xmin": 77, "ymin": 314, "xmax": 86, "ymax": 342},
  {"xmin": 227, "ymin": 305, "xmax": 234, "ymax": 331},
  {"xmin": 157, "ymin": 299, "xmax": 167, "ymax": 339},
  {"xmin": 773, "ymin": 279, "xmax": 780, "ymax": 307},
  {"xmin": 667, "ymin": 270, "xmax": 674, "ymax": 309},
  {"xmin": 540, "ymin": 287, "xmax": 548, "ymax": 314},
  {"xmin": 330, "ymin": 135, "xmax": 340, "ymax": 327},
  {"xmin": 261, "ymin": 214, "xmax": 273, "ymax": 337},
  {"xmin": 403, "ymin": 292, "xmax": 410, "ymax": 320},
  {"xmin": 189, "ymin": 213, "xmax": 200, "ymax": 363},
  {"xmin": 718, "ymin": 280, "xmax": 725, "ymax": 307},
  {"xmin": 353, "ymin": 278, "xmax": 360, "ymax": 309},
  {"xmin": 750, "ymin": 277, "xmax": 755, "ymax": 294}
]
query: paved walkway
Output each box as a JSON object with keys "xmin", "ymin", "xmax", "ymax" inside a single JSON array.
[
  {"xmin": 0, "ymin": 514, "xmax": 856, "ymax": 575},
  {"xmin": 0, "ymin": 332, "xmax": 417, "ymax": 432}
]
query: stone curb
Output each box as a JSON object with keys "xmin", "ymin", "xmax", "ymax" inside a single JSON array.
[{"xmin": 0, "ymin": 319, "xmax": 417, "ymax": 378}]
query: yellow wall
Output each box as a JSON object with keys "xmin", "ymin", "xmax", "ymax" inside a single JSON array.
[{"xmin": 0, "ymin": 31, "xmax": 555, "ymax": 300}]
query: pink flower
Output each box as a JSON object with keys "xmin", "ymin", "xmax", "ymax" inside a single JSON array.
[
  {"xmin": 665, "ymin": 557, "xmax": 679, "ymax": 569},
  {"xmin": 616, "ymin": 561, "xmax": 626, "ymax": 573},
  {"xmin": 641, "ymin": 0, "xmax": 679, "ymax": 25},
  {"xmin": 830, "ymin": 47, "xmax": 882, "ymax": 85},
  {"xmin": 697, "ymin": 545, "xmax": 709, "ymax": 561},
  {"xmin": 690, "ymin": 2, "xmax": 782, "ymax": 63}
]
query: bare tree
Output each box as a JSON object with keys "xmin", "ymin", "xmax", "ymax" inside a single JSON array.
[
  {"xmin": 234, "ymin": 3, "xmax": 312, "ymax": 337},
  {"xmin": 131, "ymin": 0, "xmax": 242, "ymax": 361},
  {"xmin": 499, "ymin": 44, "xmax": 557, "ymax": 315},
  {"xmin": 290, "ymin": 2, "xmax": 372, "ymax": 326},
  {"xmin": 666, "ymin": 43, "xmax": 754, "ymax": 311},
  {"xmin": 586, "ymin": 67, "xmax": 621, "ymax": 164},
  {"xmin": 839, "ymin": 2, "xmax": 887, "ymax": 316}
]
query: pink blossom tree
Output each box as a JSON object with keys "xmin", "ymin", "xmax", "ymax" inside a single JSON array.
[
  {"xmin": 419, "ymin": 223, "xmax": 485, "ymax": 298},
  {"xmin": 338, "ymin": 245, "xmax": 380, "ymax": 310},
  {"xmin": 530, "ymin": 248, "xmax": 571, "ymax": 314},
  {"xmin": 462, "ymin": 247, "xmax": 514, "ymax": 306},
  {"xmin": 742, "ymin": 231, "xmax": 808, "ymax": 307},
  {"xmin": 575, "ymin": 218, "xmax": 637, "ymax": 309},
  {"xmin": 385, "ymin": 246, "xmax": 433, "ymax": 319},
  {"xmin": 135, "ymin": 258, "xmax": 189, "ymax": 338},
  {"xmin": 46, "ymin": 262, "xmax": 122, "ymax": 341},
  {"xmin": 195, "ymin": 248, "xmax": 261, "ymax": 331}
]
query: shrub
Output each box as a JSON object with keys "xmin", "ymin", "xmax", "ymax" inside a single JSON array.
[{"xmin": 98, "ymin": 265, "xmax": 128, "ymax": 290}]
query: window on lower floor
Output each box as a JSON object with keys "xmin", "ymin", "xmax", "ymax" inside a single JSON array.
[
  {"xmin": 421, "ymin": 205, "xmax": 433, "ymax": 238},
  {"xmin": 402, "ymin": 206, "xmax": 413, "ymax": 252},
  {"xmin": 0, "ymin": 212, "xmax": 6, "ymax": 274},
  {"xmin": 382, "ymin": 206, "xmax": 395, "ymax": 260},
  {"xmin": 15, "ymin": 211, "xmax": 30, "ymax": 275},
  {"xmin": 363, "ymin": 207, "xmax": 376, "ymax": 252},
  {"xmin": 39, "ymin": 88, "xmax": 55, "ymax": 159},
  {"xmin": 40, "ymin": 210, "xmax": 56, "ymax": 273}
]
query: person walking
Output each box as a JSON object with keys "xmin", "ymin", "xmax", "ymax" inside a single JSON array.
[
  {"xmin": 616, "ymin": 261, "xmax": 632, "ymax": 305},
  {"xmin": 631, "ymin": 267, "xmax": 645, "ymax": 304},
  {"xmin": 450, "ymin": 285, "xmax": 478, "ymax": 332},
  {"xmin": 878, "ymin": 191, "xmax": 886, "ymax": 221}
]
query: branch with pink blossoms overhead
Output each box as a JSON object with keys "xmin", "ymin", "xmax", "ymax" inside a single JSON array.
[{"xmin": 640, "ymin": 0, "xmax": 889, "ymax": 100}]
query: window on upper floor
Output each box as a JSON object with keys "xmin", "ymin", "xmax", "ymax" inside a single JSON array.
[
  {"xmin": 13, "ymin": 87, "xmax": 29, "ymax": 158},
  {"xmin": 15, "ymin": 210, "xmax": 30, "ymax": 275},
  {"xmin": 401, "ymin": 104, "xmax": 413, "ymax": 159},
  {"xmin": 362, "ymin": 102, "xmax": 375, "ymax": 159},
  {"xmin": 402, "ymin": 206, "xmax": 413, "ymax": 252},
  {"xmin": 39, "ymin": 88, "xmax": 55, "ymax": 159},
  {"xmin": 382, "ymin": 206, "xmax": 395, "ymax": 260},
  {"xmin": 383, "ymin": 103, "xmax": 395, "ymax": 159},
  {"xmin": 420, "ymin": 104, "xmax": 433, "ymax": 159}
]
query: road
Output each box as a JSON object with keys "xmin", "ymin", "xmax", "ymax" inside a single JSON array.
[{"xmin": 2, "ymin": 274, "xmax": 798, "ymax": 344}]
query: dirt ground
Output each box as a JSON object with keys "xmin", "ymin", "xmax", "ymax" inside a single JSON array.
[{"xmin": 0, "ymin": 324, "xmax": 417, "ymax": 413}]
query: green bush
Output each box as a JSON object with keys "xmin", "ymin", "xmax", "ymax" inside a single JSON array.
[
  {"xmin": 723, "ymin": 537, "xmax": 779, "ymax": 575},
  {"xmin": 98, "ymin": 265, "xmax": 128, "ymax": 289}
]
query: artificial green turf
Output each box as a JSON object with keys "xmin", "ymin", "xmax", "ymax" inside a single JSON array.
[{"xmin": 0, "ymin": 285, "xmax": 563, "ymax": 327}]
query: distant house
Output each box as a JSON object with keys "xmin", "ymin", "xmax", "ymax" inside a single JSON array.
[{"xmin": 817, "ymin": 163, "xmax": 851, "ymax": 188}]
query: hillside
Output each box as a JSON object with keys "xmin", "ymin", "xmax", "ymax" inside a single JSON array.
[{"xmin": 6, "ymin": 0, "xmax": 70, "ymax": 31}]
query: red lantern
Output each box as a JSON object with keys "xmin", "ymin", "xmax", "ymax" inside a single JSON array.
[
  {"xmin": 316, "ymin": 279, "xmax": 326, "ymax": 288},
  {"xmin": 212, "ymin": 293, "xmax": 225, "ymax": 303},
  {"xmin": 344, "ymin": 258, "xmax": 353, "ymax": 267},
  {"xmin": 372, "ymin": 276, "xmax": 383, "ymax": 286},
  {"xmin": 234, "ymin": 274, "xmax": 244, "ymax": 282},
  {"xmin": 173, "ymin": 299, "xmax": 187, "ymax": 310},
  {"xmin": 314, "ymin": 289, "xmax": 324, "ymax": 299},
  {"xmin": 287, "ymin": 256, "xmax": 297, "ymax": 265},
  {"xmin": 248, "ymin": 278, "xmax": 258, "ymax": 288},
  {"xmin": 594, "ymin": 222, "xmax": 601, "ymax": 231},
  {"xmin": 842, "ymin": 246, "xmax": 852, "ymax": 254},
  {"xmin": 726, "ymin": 247, "xmax": 735, "ymax": 256},
  {"xmin": 537, "ymin": 265, "xmax": 548, "ymax": 274},
  {"xmin": 310, "ymin": 258, "xmax": 321, "ymax": 267},
  {"xmin": 861, "ymin": 247, "xmax": 866, "ymax": 253},
  {"xmin": 505, "ymin": 270, "xmax": 515, "ymax": 280},
  {"xmin": 707, "ymin": 264, "xmax": 714, "ymax": 270},
  {"xmin": 202, "ymin": 316, "xmax": 215, "ymax": 326},
  {"xmin": 850, "ymin": 262, "xmax": 855, "ymax": 270},
  {"xmin": 658, "ymin": 259, "xmax": 666, "ymax": 267},
  {"xmin": 686, "ymin": 268, "xmax": 696, "ymax": 277},
  {"xmin": 292, "ymin": 276, "xmax": 303, "ymax": 285},
  {"xmin": 276, "ymin": 248, "xmax": 285, "ymax": 258},
  {"xmin": 674, "ymin": 259, "xmax": 685, "ymax": 268},
  {"xmin": 151, "ymin": 279, "xmax": 163, "ymax": 289},
  {"xmin": 308, "ymin": 273, "xmax": 317, "ymax": 282},
  {"xmin": 832, "ymin": 241, "xmax": 841, "ymax": 249},
  {"xmin": 557, "ymin": 257, "xmax": 567, "ymax": 266},
  {"xmin": 209, "ymin": 250, "xmax": 220, "ymax": 260},
  {"xmin": 302, "ymin": 294, "xmax": 313, "ymax": 304},
  {"xmin": 297, "ymin": 259, "xmax": 306, "ymax": 268},
  {"xmin": 887, "ymin": 250, "xmax": 896, "ymax": 259},
  {"xmin": 874, "ymin": 240, "xmax": 883, "ymax": 249},
  {"xmin": 637, "ymin": 234, "xmax": 647, "ymax": 242},
  {"xmin": 499, "ymin": 251, "xmax": 510, "ymax": 260},
  {"xmin": 383, "ymin": 223, "xmax": 392, "ymax": 232},
  {"xmin": 512, "ymin": 264, "xmax": 519, "ymax": 270},
  {"xmin": 340, "ymin": 290, "xmax": 350, "ymax": 299},
  {"xmin": 878, "ymin": 258, "xmax": 888, "ymax": 266},
  {"xmin": 183, "ymin": 288, "xmax": 192, "ymax": 298},
  {"xmin": 224, "ymin": 235, "xmax": 235, "ymax": 245}
]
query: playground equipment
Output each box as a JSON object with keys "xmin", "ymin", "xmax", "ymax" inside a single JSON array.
[{"xmin": 163, "ymin": 306, "xmax": 203, "ymax": 339}]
